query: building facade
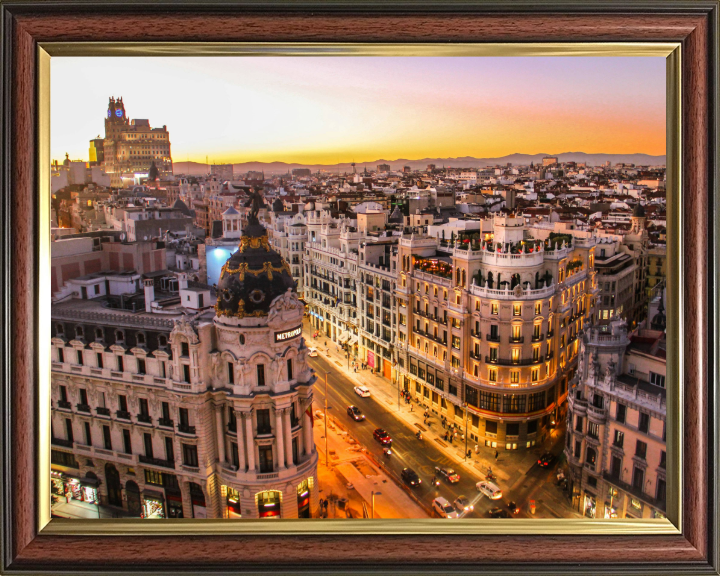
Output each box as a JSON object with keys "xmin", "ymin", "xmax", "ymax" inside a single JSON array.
[
  {"xmin": 565, "ymin": 320, "xmax": 666, "ymax": 519},
  {"xmin": 395, "ymin": 216, "xmax": 599, "ymax": 451},
  {"xmin": 50, "ymin": 219, "xmax": 318, "ymax": 519}
]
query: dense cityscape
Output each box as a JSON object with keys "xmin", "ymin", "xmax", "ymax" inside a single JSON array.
[{"xmin": 49, "ymin": 96, "xmax": 667, "ymax": 521}]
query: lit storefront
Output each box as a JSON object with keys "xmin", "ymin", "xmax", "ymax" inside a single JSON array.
[
  {"xmin": 50, "ymin": 470, "xmax": 99, "ymax": 506},
  {"xmin": 142, "ymin": 490, "xmax": 166, "ymax": 519},
  {"xmin": 257, "ymin": 490, "xmax": 282, "ymax": 519},
  {"xmin": 297, "ymin": 479, "xmax": 311, "ymax": 518},
  {"xmin": 226, "ymin": 486, "xmax": 242, "ymax": 519},
  {"xmin": 166, "ymin": 490, "xmax": 184, "ymax": 518},
  {"xmin": 584, "ymin": 493, "xmax": 597, "ymax": 518}
]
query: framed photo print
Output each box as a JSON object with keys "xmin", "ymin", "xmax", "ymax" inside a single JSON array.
[{"xmin": 1, "ymin": 1, "xmax": 717, "ymax": 574}]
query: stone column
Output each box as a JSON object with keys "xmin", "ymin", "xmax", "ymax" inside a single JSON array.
[
  {"xmin": 234, "ymin": 411, "xmax": 246, "ymax": 471},
  {"xmin": 303, "ymin": 402, "xmax": 314, "ymax": 455},
  {"xmin": 275, "ymin": 409, "xmax": 286, "ymax": 470},
  {"xmin": 284, "ymin": 409, "xmax": 294, "ymax": 466},
  {"xmin": 215, "ymin": 405, "xmax": 226, "ymax": 465},
  {"xmin": 244, "ymin": 412, "xmax": 256, "ymax": 472}
]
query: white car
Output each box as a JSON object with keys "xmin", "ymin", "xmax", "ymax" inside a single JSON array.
[
  {"xmin": 354, "ymin": 385, "xmax": 371, "ymax": 398},
  {"xmin": 432, "ymin": 497, "xmax": 459, "ymax": 519},
  {"xmin": 308, "ymin": 348, "xmax": 318, "ymax": 357},
  {"xmin": 476, "ymin": 480, "xmax": 503, "ymax": 500}
]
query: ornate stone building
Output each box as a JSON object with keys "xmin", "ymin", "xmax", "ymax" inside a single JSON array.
[{"xmin": 50, "ymin": 215, "xmax": 318, "ymax": 519}]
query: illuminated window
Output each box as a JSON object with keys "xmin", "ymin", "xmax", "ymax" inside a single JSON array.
[
  {"xmin": 489, "ymin": 369, "xmax": 497, "ymax": 382},
  {"xmin": 511, "ymin": 349, "xmax": 520, "ymax": 364},
  {"xmin": 535, "ymin": 302, "xmax": 542, "ymax": 315},
  {"xmin": 510, "ymin": 371, "xmax": 519, "ymax": 384},
  {"xmin": 513, "ymin": 303, "xmax": 521, "ymax": 316},
  {"xmin": 491, "ymin": 303, "xmax": 499, "ymax": 315},
  {"xmin": 531, "ymin": 369, "xmax": 539, "ymax": 382}
]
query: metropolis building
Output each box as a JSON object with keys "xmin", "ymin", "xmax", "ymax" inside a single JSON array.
[
  {"xmin": 395, "ymin": 215, "xmax": 600, "ymax": 451},
  {"xmin": 50, "ymin": 213, "xmax": 318, "ymax": 519}
]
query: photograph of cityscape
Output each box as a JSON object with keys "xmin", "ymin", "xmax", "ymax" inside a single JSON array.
[{"xmin": 48, "ymin": 56, "xmax": 668, "ymax": 522}]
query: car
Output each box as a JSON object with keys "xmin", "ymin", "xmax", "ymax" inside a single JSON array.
[
  {"xmin": 401, "ymin": 468, "xmax": 422, "ymax": 487},
  {"xmin": 354, "ymin": 385, "xmax": 371, "ymax": 398},
  {"xmin": 453, "ymin": 495, "xmax": 474, "ymax": 514},
  {"xmin": 346, "ymin": 405, "xmax": 365, "ymax": 421},
  {"xmin": 307, "ymin": 348, "xmax": 318, "ymax": 357},
  {"xmin": 488, "ymin": 507, "xmax": 512, "ymax": 518},
  {"xmin": 435, "ymin": 466, "xmax": 460, "ymax": 483},
  {"xmin": 373, "ymin": 428, "xmax": 392, "ymax": 445},
  {"xmin": 476, "ymin": 480, "xmax": 503, "ymax": 500},
  {"xmin": 538, "ymin": 452, "xmax": 555, "ymax": 467},
  {"xmin": 432, "ymin": 497, "xmax": 459, "ymax": 519}
]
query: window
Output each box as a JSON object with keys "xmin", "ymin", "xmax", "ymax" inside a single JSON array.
[
  {"xmin": 179, "ymin": 408, "xmax": 189, "ymax": 428},
  {"xmin": 533, "ymin": 324, "xmax": 541, "ymax": 339},
  {"xmin": 527, "ymin": 420, "xmax": 538, "ymax": 434},
  {"xmin": 490, "ymin": 348, "xmax": 498, "ymax": 362},
  {"xmin": 122, "ymin": 429, "xmax": 132, "ymax": 454},
  {"xmin": 510, "ymin": 371, "xmax": 519, "ymax": 384},
  {"xmin": 139, "ymin": 398, "xmax": 149, "ymax": 417},
  {"xmin": 451, "ymin": 356, "xmax": 460, "ymax": 368},
  {"xmin": 638, "ymin": 412, "xmax": 650, "ymax": 433},
  {"xmin": 182, "ymin": 444, "xmax": 198, "ymax": 467},
  {"xmin": 490, "ymin": 325, "xmax": 499, "ymax": 339},
  {"xmin": 57, "ymin": 347, "xmax": 64, "ymax": 363},
  {"xmin": 76, "ymin": 349, "xmax": 84, "ymax": 365},
  {"xmin": 575, "ymin": 416, "xmax": 584, "ymax": 433},
  {"xmin": 257, "ymin": 364, "xmax": 266, "ymax": 386},
  {"xmin": 635, "ymin": 440, "xmax": 647, "ymax": 459},
  {"xmin": 613, "ymin": 429, "xmax": 624, "ymax": 447},
  {"xmin": 649, "ymin": 371, "xmax": 665, "ymax": 388},
  {"xmin": 489, "ymin": 368, "xmax": 497, "ymax": 382},
  {"xmin": 632, "ymin": 467, "xmax": 645, "ymax": 491},
  {"xmin": 486, "ymin": 420, "xmax": 498, "ymax": 434},
  {"xmin": 532, "ymin": 347, "xmax": 540, "ymax": 362},
  {"xmin": 83, "ymin": 421, "xmax": 92, "ymax": 445},
  {"xmin": 616, "ymin": 403, "xmax": 626, "ymax": 423},
  {"xmin": 117, "ymin": 354, "xmax": 124, "ymax": 372},
  {"xmin": 181, "ymin": 342, "xmax": 189, "ymax": 357},
  {"xmin": 137, "ymin": 358, "xmax": 146, "ymax": 374},
  {"xmin": 574, "ymin": 440, "xmax": 581, "ymax": 458},
  {"xmin": 586, "ymin": 447, "xmax": 597, "ymax": 468},
  {"xmin": 511, "ymin": 349, "xmax": 520, "ymax": 364},
  {"xmin": 535, "ymin": 302, "xmax": 542, "ymax": 315},
  {"xmin": 145, "ymin": 469, "xmax": 163, "ymax": 486},
  {"xmin": 258, "ymin": 446, "xmax": 274, "ymax": 473},
  {"xmin": 103, "ymin": 425, "xmax": 112, "ymax": 450},
  {"xmin": 588, "ymin": 422, "xmax": 600, "ymax": 439},
  {"xmin": 513, "ymin": 303, "xmax": 521, "ymax": 316},
  {"xmin": 531, "ymin": 368, "xmax": 539, "ymax": 382},
  {"xmin": 96, "ymin": 352, "xmax": 103, "ymax": 368},
  {"xmin": 144, "ymin": 433, "xmax": 154, "ymax": 458},
  {"xmin": 451, "ymin": 336, "xmax": 460, "ymax": 350},
  {"xmin": 256, "ymin": 409, "xmax": 271, "ymax": 434},
  {"xmin": 491, "ymin": 302, "xmax": 498, "ymax": 315}
]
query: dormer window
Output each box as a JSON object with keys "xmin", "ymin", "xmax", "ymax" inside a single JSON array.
[
  {"xmin": 95, "ymin": 327, "xmax": 104, "ymax": 341},
  {"xmin": 158, "ymin": 335, "xmax": 167, "ymax": 348},
  {"xmin": 55, "ymin": 324, "xmax": 64, "ymax": 337},
  {"xmin": 75, "ymin": 326, "xmax": 84, "ymax": 339},
  {"xmin": 136, "ymin": 332, "xmax": 146, "ymax": 346},
  {"xmin": 115, "ymin": 330, "xmax": 125, "ymax": 343}
]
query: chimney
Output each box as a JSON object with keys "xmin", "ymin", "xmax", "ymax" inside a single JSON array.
[
  {"xmin": 143, "ymin": 279, "xmax": 155, "ymax": 313},
  {"xmin": 178, "ymin": 272, "xmax": 188, "ymax": 290}
]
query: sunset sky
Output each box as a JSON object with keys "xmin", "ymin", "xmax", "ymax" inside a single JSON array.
[{"xmin": 51, "ymin": 57, "xmax": 666, "ymax": 165}]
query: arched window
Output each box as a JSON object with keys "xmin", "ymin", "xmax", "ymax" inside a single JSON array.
[
  {"xmin": 76, "ymin": 326, "xmax": 84, "ymax": 338},
  {"xmin": 256, "ymin": 490, "xmax": 281, "ymax": 519},
  {"xmin": 115, "ymin": 330, "xmax": 125, "ymax": 343},
  {"xmin": 136, "ymin": 332, "xmax": 146, "ymax": 345},
  {"xmin": 158, "ymin": 335, "xmax": 168, "ymax": 348},
  {"xmin": 95, "ymin": 327, "xmax": 104, "ymax": 341}
]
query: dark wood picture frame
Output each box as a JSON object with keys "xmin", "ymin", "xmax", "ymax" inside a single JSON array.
[{"xmin": 1, "ymin": 1, "xmax": 717, "ymax": 573}]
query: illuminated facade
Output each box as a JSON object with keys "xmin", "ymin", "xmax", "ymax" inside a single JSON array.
[{"xmin": 395, "ymin": 216, "xmax": 600, "ymax": 451}]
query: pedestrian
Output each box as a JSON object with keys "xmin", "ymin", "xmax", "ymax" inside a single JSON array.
[
  {"xmin": 474, "ymin": 444, "xmax": 479, "ymax": 454},
  {"xmin": 494, "ymin": 450, "xmax": 499, "ymax": 460},
  {"xmin": 354, "ymin": 367, "xmax": 357, "ymax": 373},
  {"xmin": 410, "ymin": 405, "xmax": 414, "ymax": 412},
  {"xmin": 467, "ymin": 450, "xmax": 472, "ymax": 458}
]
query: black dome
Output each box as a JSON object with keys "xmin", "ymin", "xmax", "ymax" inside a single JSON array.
[
  {"xmin": 215, "ymin": 222, "xmax": 295, "ymax": 318},
  {"xmin": 633, "ymin": 204, "xmax": 646, "ymax": 217}
]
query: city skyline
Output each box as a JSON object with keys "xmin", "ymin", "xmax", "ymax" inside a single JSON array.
[{"xmin": 51, "ymin": 56, "xmax": 666, "ymax": 165}]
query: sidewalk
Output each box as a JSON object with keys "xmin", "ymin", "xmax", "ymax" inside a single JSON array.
[
  {"xmin": 313, "ymin": 402, "xmax": 427, "ymax": 519},
  {"xmin": 305, "ymin": 323, "xmax": 559, "ymax": 496}
]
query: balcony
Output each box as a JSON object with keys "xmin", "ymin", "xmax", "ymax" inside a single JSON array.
[
  {"xmin": 532, "ymin": 333, "xmax": 545, "ymax": 342},
  {"xmin": 508, "ymin": 336, "xmax": 524, "ymax": 344},
  {"xmin": 485, "ymin": 355, "xmax": 544, "ymax": 367},
  {"xmin": 588, "ymin": 404, "xmax": 607, "ymax": 420},
  {"xmin": 51, "ymin": 437, "xmax": 74, "ymax": 448},
  {"xmin": 178, "ymin": 423, "xmax": 196, "ymax": 435},
  {"xmin": 76, "ymin": 403, "xmax": 91, "ymax": 413},
  {"xmin": 139, "ymin": 455, "xmax": 176, "ymax": 469},
  {"xmin": 116, "ymin": 410, "xmax": 131, "ymax": 420},
  {"xmin": 602, "ymin": 472, "xmax": 665, "ymax": 511},
  {"xmin": 137, "ymin": 413, "xmax": 153, "ymax": 424},
  {"xmin": 96, "ymin": 407, "xmax": 111, "ymax": 416},
  {"xmin": 159, "ymin": 418, "xmax": 174, "ymax": 428},
  {"xmin": 470, "ymin": 330, "xmax": 481, "ymax": 339},
  {"xmin": 547, "ymin": 330, "xmax": 555, "ymax": 338},
  {"xmin": 486, "ymin": 334, "xmax": 501, "ymax": 343},
  {"xmin": 57, "ymin": 400, "xmax": 72, "ymax": 410}
]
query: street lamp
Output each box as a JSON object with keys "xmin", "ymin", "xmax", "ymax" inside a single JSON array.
[{"xmin": 371, "ymin": 491, "xmax": 382, "ymax": 519}]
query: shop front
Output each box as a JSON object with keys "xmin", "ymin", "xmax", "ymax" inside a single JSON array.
[
  {"xmin": 584, "ymin": 493, "xmax": 597, "ymax": 518},
  {"xmin": 297, "ymin": 480, "xmax": 311, "ymax": 518},
  {"xmin": 142, "ymin": 490, "xmax": 166, "ymax": 519},
  {"xmin": 257, "ymin": 490, "xmax": 282, "ymax": 519},
  {"xmin": 190, "ymin": 482, "xmax": 207, "ymax": 518},
  {"xmin": 225, "ymin": 486, "xmax": 242, "ymax": 518},
  {"xmin": 51, "ymin": 470, "xmax": 99, "ymax": 506},
  {"xmin": 166, "ymin": 490, "xmax": 184, "ymax": 518}
]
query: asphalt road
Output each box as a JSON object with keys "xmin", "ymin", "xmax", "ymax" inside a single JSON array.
[{"xmin": 309, "ymin": 354, "xmax": 561, "ymax": 519}]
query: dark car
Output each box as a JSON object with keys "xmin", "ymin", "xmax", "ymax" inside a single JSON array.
[
  {"xmin": 373, "ymin": 428, "xmax": 392, "ymax": 445},
  {"xmin": 401, "ymin": 468, "xmax": 422, "ymax": 487},
  {"xmin": 347, "ymin": 405, "xmax": 365, "ymax": 421},
  {"xmin": 488, "ymin": 507, "xmax": 512, "ymax": 518},
  {"xmin": 435, "ymin": 466, "xmax": 460, "ymax": 483},
  {"xmin": 537, "ymin": 452, "xmax": 555, "ymax": 467}
]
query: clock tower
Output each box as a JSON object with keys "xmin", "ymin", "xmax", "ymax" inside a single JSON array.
[{"xmin": 105, "ymin": 96, "xmax": 128, "ymax": 139}]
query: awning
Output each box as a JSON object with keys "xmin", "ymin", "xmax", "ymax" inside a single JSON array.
[{"xmin": 61, "ymin": 473, "xmax": 99, "ymax": 487}]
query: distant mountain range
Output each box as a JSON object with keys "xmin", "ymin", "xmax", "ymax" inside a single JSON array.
[{"xmin": 172, "ymin": 152, "xmax": 666, "ymax": 176}]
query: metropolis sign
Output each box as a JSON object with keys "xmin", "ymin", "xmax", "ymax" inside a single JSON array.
[{"xmin": 275, "ymin": 326, "xmax": 302, "ymax": 342}]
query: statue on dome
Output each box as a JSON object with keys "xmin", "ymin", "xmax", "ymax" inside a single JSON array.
[{"xmin": 244, "ymin": 188, "xmax": 265, "ymax": 225}]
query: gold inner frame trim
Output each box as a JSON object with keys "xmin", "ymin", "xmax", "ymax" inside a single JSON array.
[{"xmin": 38, "ymin": 41, "xmax": 682, "ymax": 537}]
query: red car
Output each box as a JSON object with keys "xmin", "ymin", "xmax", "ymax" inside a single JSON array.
[
  {"xmin": 373, "ymin": 428, "xmax": 392, "ymax": 445},
  {"xmin": 537, "ymin": 452, "xmax": 555, "ymax": 467}
]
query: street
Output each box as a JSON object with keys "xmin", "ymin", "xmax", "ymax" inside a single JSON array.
[{"xmin": 309, "ymin": 352, "xmax": 576, "ymax": 519}]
